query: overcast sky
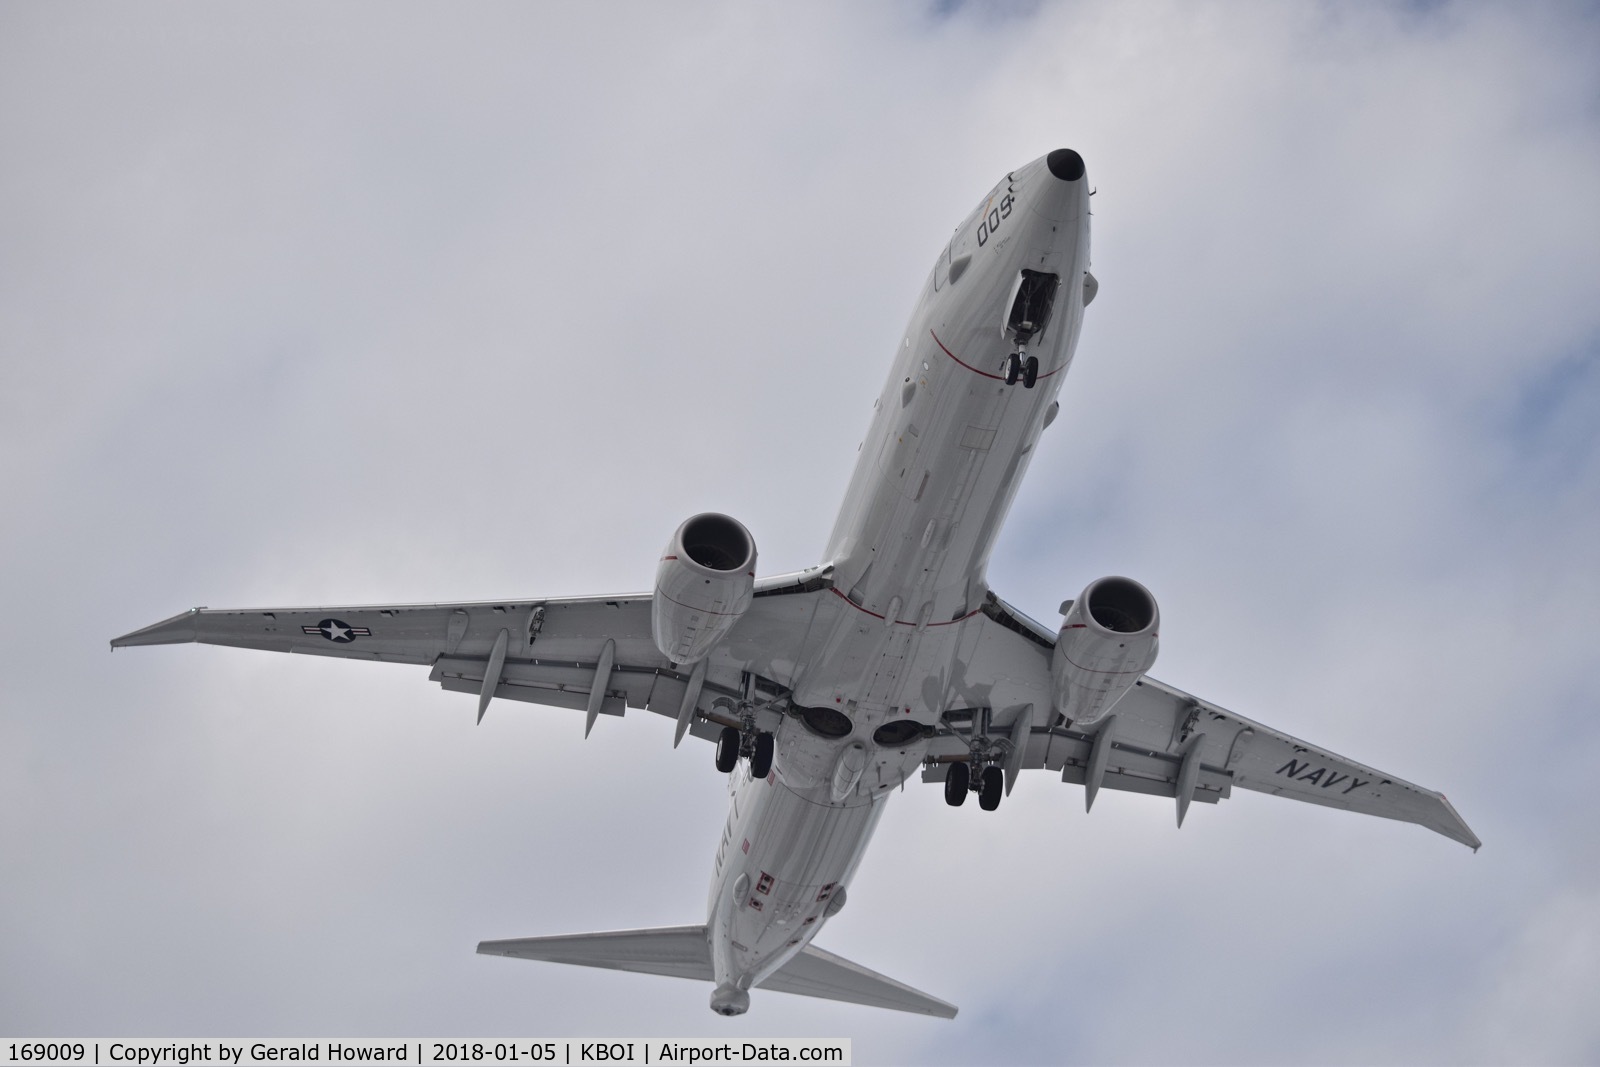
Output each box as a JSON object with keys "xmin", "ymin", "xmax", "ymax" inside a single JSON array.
[{"xmin": 3, "ymin": 2, "xmax": 1598, "ymax": 1063}]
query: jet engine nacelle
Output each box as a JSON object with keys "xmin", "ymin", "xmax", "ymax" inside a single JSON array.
[
  {"xmin": 1051, "ymin": 576, "xmax": 1160, "ymax": 727},
  {"xmin": 652, "ymin": 512, "xmax": 757, "ymax": 664}
]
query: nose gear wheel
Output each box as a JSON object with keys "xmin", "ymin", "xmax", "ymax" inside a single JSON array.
[{"xmin": 1005, "ymin": 351, "xmax": 1040, "ymax": 389}]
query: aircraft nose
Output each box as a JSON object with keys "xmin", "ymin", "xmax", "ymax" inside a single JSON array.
[
  {"xmin": 1028, "ymin": 149, "xmax": 1089, "ymax": 222},
  {"xmin": 1046, "ymin": 148, "xmax": 1086, "ymax": 182}
]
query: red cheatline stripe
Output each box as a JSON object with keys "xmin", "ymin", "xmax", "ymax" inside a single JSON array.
[
  {"xmin": 929, "ymin": 329, "xmax": 1061, "ymax": 382},
  {"xmin": 829, "ymin": 587, "xmax": 980, "ymax": 627}
]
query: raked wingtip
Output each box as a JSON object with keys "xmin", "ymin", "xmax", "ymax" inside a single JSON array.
[
  {"xmin": 110, "ymin": 608, "xmax": 203, "ymax": 648},
  {"xmin": 1434, "ymin": 793, "xmax": 1482, "ymax": 852}
]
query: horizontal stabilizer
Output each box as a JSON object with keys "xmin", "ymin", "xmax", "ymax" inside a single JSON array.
[
  {"xmin": 477, "ymin": 925, "xmax": 712, "ymax": 982},
  {"xmin": 762, "ymin": 943, "xmax": 958, "ymax": 1018},
  {"xmin": 478, "ymin": 925, "xmax": 957, "ymax": 1018}
]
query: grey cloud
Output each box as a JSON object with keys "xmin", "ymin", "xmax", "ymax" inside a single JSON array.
[{"xmin": 3, "ymin": 1, "xmax": 1597, "ymax": 1062}]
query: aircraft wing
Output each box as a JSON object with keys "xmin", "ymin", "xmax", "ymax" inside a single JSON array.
[
  {"xmin": 108, "ymin": 572, "xmax": 836, "ymax": 741},
  {"xmin": 112, "ymin": 579, "xmax": 1479, "ymax": 848},
  {"xmin": 921, "ymin": 593, "xmax": 1481, "ymax": 850}
]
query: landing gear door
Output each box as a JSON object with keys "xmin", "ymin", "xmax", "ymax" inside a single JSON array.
[{"xmin": 1000, "ymin": 269, "xmax": 1061, "ymax": 345}]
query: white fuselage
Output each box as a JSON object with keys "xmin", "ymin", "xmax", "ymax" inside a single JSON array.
[{"xmin": 705, "ymin": 155, "xmax": 1091, "ymax": 1009}]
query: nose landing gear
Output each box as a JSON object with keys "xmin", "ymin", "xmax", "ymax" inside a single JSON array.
[
  {"xmin": 1004, "ymin": 350, "xmax": 1040, "ymax": 389},
  {"xmin": 1003, "ymin": 268, "xmax": 1059, "ymax": 389}
]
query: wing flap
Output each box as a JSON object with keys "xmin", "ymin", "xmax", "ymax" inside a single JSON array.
[
  {"xmin": 431, "ymin": 654, "xmax": 657, "ymax": 715},
  {"xmin": 922, "ymin": 731, "xmax": 1231, "ymax": 806},
  {"xmin": 434, "ymin": 671, "xmax": 628, "ymax": 718}
]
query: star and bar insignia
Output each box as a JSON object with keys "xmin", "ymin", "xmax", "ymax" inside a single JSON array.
[{"xmin": 302, "ymin": 618, "xmax": 371, "ymax": 643}]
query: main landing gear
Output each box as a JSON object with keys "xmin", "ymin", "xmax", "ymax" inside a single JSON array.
[
  {"xmin": 716, "ymin": 724, "xmax": 775, "ymax": 778},
  {"xmin": 944, "ymin": 760, "xmax": 1004, "ymax": 810},
  {"xmin": 979, "ymin": 765, "xmax": 1003, "ymax": 809},
  {"xmin": 943, "ymin": 760, "xmax": 969, "ymax": 805},
  {"xmin": 753, "ymin": 730, "xmax": 775, "ymax": 778},
  {"xmin": 1004, "ymin": 350, "xmax": 1039, "ymax": 389},
  {"xmin": 936, "ymin": 706, "xmax": 1012, "ymax": 811}
]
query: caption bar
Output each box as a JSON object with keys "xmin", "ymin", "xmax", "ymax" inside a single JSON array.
[{"xmin": 2, "ymin": 1044, "xmax": 849, "ymax": 1067}]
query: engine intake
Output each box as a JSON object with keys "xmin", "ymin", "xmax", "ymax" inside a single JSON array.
[
  {"xmin": 652, "ymin": 513, "xmax": 756, "ymax": 664},
  {"xmin": 1050, "ymin": 576, "xmax": 1159, "ymax": 727}
]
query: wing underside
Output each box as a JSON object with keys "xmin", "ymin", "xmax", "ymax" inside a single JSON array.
[
  {"xmin": 109, "ymin": 579, "xmax": 831, "ymax": 742},
  {"xmin": 112, "ymin": 576, "xmax": 1478, "ymax": 848},
  {"xmin": 921, "ymin": 594, "xmax": 1480, "ymax": 849}
]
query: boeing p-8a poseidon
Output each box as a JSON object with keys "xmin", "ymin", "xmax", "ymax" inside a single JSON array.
[{"xmin": 115, "ymin": 149, "xmax": 1479, "ymax": 1019}]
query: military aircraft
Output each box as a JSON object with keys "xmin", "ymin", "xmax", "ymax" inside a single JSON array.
[{"xmin": 113, "ymin": 148, "xmax": 1478, "ymax": 1020}]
